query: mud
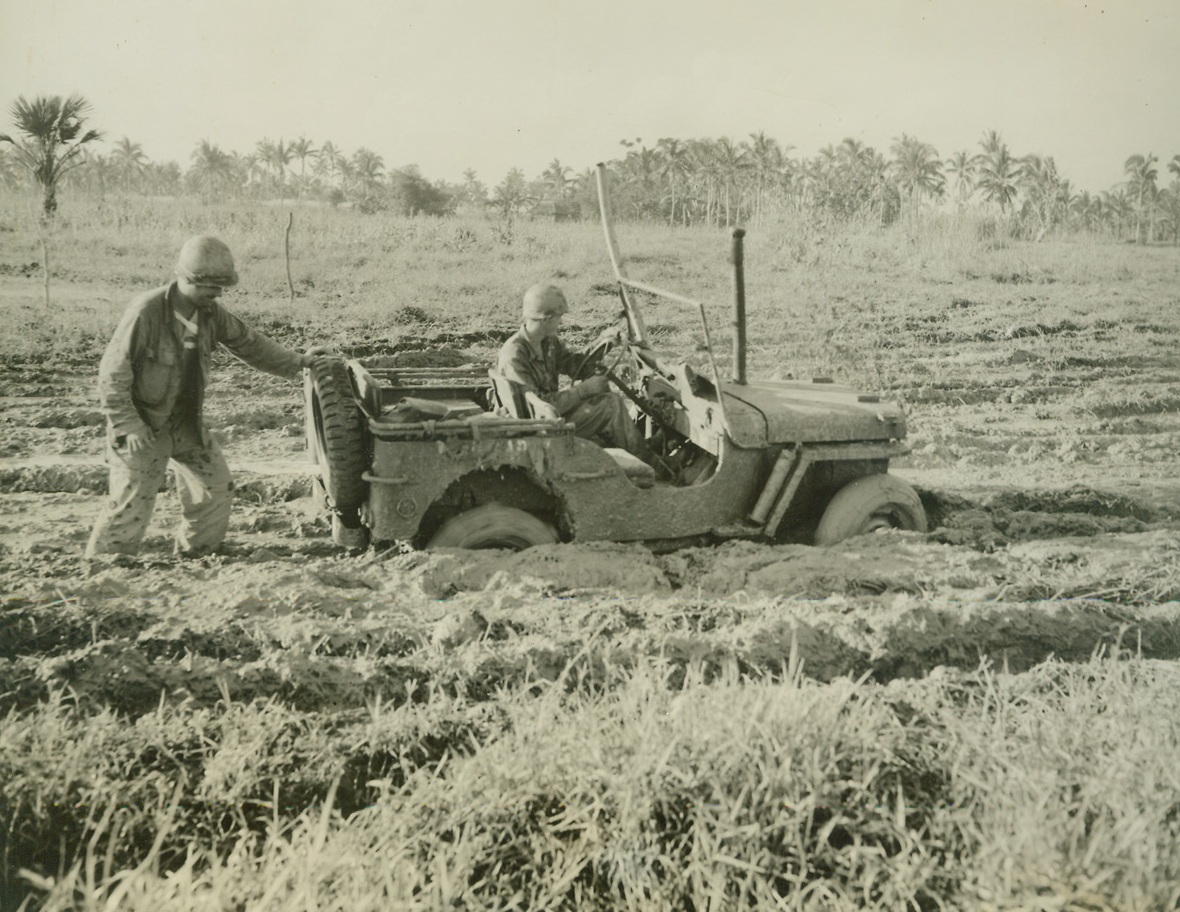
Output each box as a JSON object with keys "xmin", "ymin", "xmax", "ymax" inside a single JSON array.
[{"xmin": 4, "ymin": 290, "xmax": 1180, "ymax": 719}]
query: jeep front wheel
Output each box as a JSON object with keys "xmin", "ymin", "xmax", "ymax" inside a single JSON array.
[
  {"xmin": 814, "ymin": 474, "xmax": 926, "ymax": 545},
  {"xmin": 427, "ymin": 504, "xmax": 559, "ymax": 550}
]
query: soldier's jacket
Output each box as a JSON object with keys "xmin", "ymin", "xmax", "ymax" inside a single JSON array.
[
  {"xmin": 497, "ymin": 327, "xmax": 586, "ymax": 415},
  {"xmin": 97, "ymin": 281, "xmax": 306, "ymax": 438}
]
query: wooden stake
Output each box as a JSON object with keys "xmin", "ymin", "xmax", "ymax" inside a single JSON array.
[{"xmin": 285, "ymin": 212, "xmax": 295, "ymax": 304}]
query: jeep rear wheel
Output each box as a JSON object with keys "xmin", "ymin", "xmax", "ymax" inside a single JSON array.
[
  {"xmin": 427, "ymin": 504, "xmax": 559, "ymax": 551},
  {"xmin": 307, "ymin": 358, "xmax": 368, "ymax": 513},
  {"xmin": 814, "ymin": 474, "xmax": 926, "ymax": 545}
]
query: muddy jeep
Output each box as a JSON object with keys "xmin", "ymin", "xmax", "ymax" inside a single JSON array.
[{"xmin": 304, "ymin": 166, "xmax": 925, "ymax": 551}]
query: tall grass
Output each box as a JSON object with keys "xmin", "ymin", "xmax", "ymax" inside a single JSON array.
[{"xmin": 6, "ymin": 654, "xmax": 1179, "ymax": 911}]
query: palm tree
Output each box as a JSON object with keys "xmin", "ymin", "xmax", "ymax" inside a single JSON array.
[
  {"xmin": 69, "ymin": 148, "xmax": 116, "ymax": 196},
  {"xmin": 1100, "ymin": 188, "xmax": 1133, "ymax": 240},
  {"xmin": 974, "ymin": 132, "xmax": 1018, "ymax": 214},
  {"xmin": 1017, "ymin": 154, "xmax": 1061, "ymax": 239},
  {"xmin": 109, "ymin": 137, "xmax": 148, "ymax": 194},
  {"xmin": 712, "ymin": 137, "xmax": 749, "ymax": 227},
  {"xmin": 944, "ymin": 150, "xmax": 976, "ymax": 208},
  {"xmin": 1124, "ymin": 153, "xmax": 1158, "ymax": 243},
  {"xmin": 351, "ymin": 147, "xmax": 385, "ymax": 194},
  {"xmin": 256, "ymin": 137, "xmax": 293, "ymax": 197},
  {"xmin": 890, "ymin": 133, "xmax": 944, "ymax": 214},
  {"xmin": 746, "ymin": 131, "xmax": 788, "ymax": 226},
  {"xmin": 146, "ymin": 160, "xmax": 182, "ymax": 197},
  {"xmin": 289, "ymin": 135, "xmax": 316, "ymax": 199},
  {"xmin": 314, "ymin": 141, "xmax": 341, "ymax": 187},
  {"xmin": 0, "ymin": 94, "xmax": 102, "ymax": 218},
  {"xmin": 656, "ymin": 137, "xmax": 690, "ymax": 225},
  {"xmin": 188, "ymin": 139, "xmax": 236, "ymax": 199}
]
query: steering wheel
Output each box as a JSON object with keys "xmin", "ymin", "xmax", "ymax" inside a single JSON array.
[{"xmin": 572, "ymin": 333, "xmax": 629, "ymax": 381}]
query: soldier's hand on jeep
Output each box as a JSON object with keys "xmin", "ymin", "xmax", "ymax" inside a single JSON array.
[
  {"xmin": 578, "ymin": 375, "xmax": 610, "ymax": 399},
  {"xmin": 302, "ymin": 347, "xmax": 334, "ymax": 369}
]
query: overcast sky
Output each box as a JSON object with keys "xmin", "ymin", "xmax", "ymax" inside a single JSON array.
[{"xmin": 3, "ymin": 0, "xmax": 1178, "ymax": 193}]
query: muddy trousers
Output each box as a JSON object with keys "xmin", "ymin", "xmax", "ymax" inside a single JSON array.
[
  {"xmin": 566, "ymin": 392, "xmax": 649, "ymax": 460},
  {"xmin": 85, "ymin": 426, "xmax": 233, "ymax": 557}
]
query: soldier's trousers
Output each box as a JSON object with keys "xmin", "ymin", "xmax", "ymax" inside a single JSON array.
[
  {"xmin": 566, "ymin": 392, "xmax": 649, "ymax": 460},
  {"xmin": 85, "ymin": 425, "xmax": 233, "ymax": 557}
]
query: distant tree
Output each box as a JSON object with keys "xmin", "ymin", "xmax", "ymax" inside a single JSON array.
[
  {"xmin": 746, "ymin": 131, "xmax": 788, "ymax": 226},
  {"xmin": 1017, "ymin": 154, "xmax": 1062, "ymax": 239},
  {"xmin": 1157, "ymin": 185, "xmax": 1180, "ymax": 245},
  {"xmin": 0, "ymin": 146, "xmax": 19, "ymax": 189},
  {"xmin": 541, "ymin": 158, "xmax": 572, "ymax": 199},
  {"xmin": 146, "ymin": 160, "xmax": 182, "ymax": 196},
  {"xmin": 290, "ymin": 136, "xmax": 315, "ymax": 177},
  {"xmin": 256, "ymin": 137, "xmax": 293, "ymax": 197},
  {"xmin": 289, "ymin": 135, "xmax": 315, "ymax": 199},
  {"xmin": 491, "ymin": 167, "xmax": 532, "ymax": 212},
  {"xmin": 109, "ymin": 137, "xmax": 148, "ymax": 193},
  {"xmin": 188, "ymin": 139, "xmax": 236, "ymax": 200},
  {"xmin": 351, "ymin": 147, "xmax": 384, "ymax": 192},
  {"xmin": 388, "ymin": 164, "xmax": 453, "ymax": 216},
  {"xmin": 0, "ymin": 93, "xmax": 102, "ymax": 218},
  {"xmin": 69, "ymin": 148, "xmax": 116, "ymax": 196},
  {"xmin": 459, "ymin": 168, "xmax": 488, "ymax": 208},
  {"xmin": 944, "ymin": 150, "xmax": 976, "ymax": 208},
  {"xmin": 656, "ymin": 137, "xmax": 692, "ymax": 225},
  {"xmin": 1124, "ymin": 153, "xmax": 1158, "ymax": 243},
  {"xmin": 314, "ymin": 141, "xmax": 341, "ymax": 188},
  {"xmin": 712, "ymin": 137, "xmax": 749, "ymax": 227},
  {"xmin": 890, "ymin": 133, "xmax": 944, "ymax": 214},
  {"xmin": 1100, "ymin": 188, "xmax": 1133, "ymax": 240},
  {"xmin": 974, "ymin": 132, "xmax": 1018, "ymax": 214}
]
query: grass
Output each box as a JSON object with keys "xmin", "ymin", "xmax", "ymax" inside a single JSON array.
[
  {"xmin": 4, "ymin": 654, "xmax": 1178, "ymax": 911},
  {"xmin": 3, "ymin": 189, "xmax": 1174, "ymax": 390}
]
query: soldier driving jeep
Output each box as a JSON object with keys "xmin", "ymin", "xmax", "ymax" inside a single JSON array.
[{"xmin": 496, "ymin": 283, "xmax": 654, "ymax": 465}]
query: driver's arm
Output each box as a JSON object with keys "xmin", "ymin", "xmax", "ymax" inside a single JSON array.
[{"xmin": 499, "ymin": 338, "xmax": 584, "ymax": 415}]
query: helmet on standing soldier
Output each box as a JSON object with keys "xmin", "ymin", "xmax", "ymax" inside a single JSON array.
[{"xmin": 176, "ymin": 235, "xmax": 239, "ymax": 287}]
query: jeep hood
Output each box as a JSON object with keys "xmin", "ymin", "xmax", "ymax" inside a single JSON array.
[{"xmin": 720, "ymin": 379, "xmax": 908, "ymax": 448}]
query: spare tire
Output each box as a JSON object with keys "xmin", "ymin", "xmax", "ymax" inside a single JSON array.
[{"xmin": 307, "ymin": 358, "xmax": 368, "ymax": 513}]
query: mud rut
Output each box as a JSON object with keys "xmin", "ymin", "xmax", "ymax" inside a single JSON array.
[{"xmin": 3, "ymin": 317, "xmax": 1180, "ymax": 723}]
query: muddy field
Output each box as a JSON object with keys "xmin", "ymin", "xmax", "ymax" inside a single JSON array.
[
  {"xmin": 2, "ymin": 223, "xmax": 1180, "ymax": 906},
  {"xmin": 4, "ymin": 253, "xmax": 1180, "ymax": 712}
]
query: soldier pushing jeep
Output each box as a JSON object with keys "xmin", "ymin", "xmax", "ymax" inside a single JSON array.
[{"xmin": 86, "ymin": 235, "xmax": 325, "ymax": 558}]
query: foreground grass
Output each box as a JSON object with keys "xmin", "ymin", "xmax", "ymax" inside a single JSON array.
[{"xmin": 3, "ymin": 654, "xmax": 1178, "ymax": 910}]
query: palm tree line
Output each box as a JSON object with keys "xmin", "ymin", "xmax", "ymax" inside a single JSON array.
[{"xmin": 3, "ymin": 94, "xmax": 1180, "ymax": 242}]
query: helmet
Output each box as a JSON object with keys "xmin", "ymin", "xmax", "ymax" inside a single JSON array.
[
  {"xmin": 522, "ymin": 284, "xmax": 568, "ymax": 319},
  {"xmin": 176, "ymin": 235, "xmax": 239, "ymax": 287}
]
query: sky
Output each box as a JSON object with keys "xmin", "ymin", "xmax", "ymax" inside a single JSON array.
[{"xmin": 2, "ymin": 0, "xmax": 1178, "ymax": 194}]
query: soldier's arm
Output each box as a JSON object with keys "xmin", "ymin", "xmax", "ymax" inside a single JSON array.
[
  {"xmin": 96, "ymin": 309, "xmax": 153, "ymax": 438},
  {"xmin": 213, "ymin": 307, "xmax": 311, "ymax": 378},
  {"xmin": 499, "ymin": 341, "xmax": 583, "ymax": 415}
]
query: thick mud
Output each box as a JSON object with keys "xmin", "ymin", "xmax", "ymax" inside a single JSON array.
[{"xmin": 4, "ymin": 296, "xmax": 1180, "ymax": 717}]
